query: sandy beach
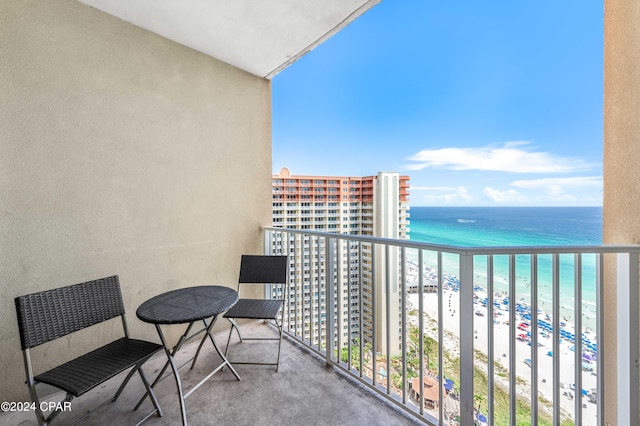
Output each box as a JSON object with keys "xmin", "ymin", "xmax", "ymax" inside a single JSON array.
[{"xmin": 406, "ymin": 280, "xmax": 598, "ymax": 424}]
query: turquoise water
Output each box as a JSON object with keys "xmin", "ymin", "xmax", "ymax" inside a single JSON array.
[
  {"xmin": 408, "ymin": 206, "xmax": 603, "ymax": 326},
  {"xmin": 409, "ymin": 206, "xmax": 602, "ymax": 247}
]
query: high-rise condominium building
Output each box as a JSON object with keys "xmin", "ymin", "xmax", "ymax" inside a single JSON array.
[{"xmin": 271, "ymin": 167, "xmax": 410, "ymax": 356}]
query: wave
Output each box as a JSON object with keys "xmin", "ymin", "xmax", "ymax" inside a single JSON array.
[{"xmin": 456, "ymin": 219, "xmax": 476, "ymax": 223}]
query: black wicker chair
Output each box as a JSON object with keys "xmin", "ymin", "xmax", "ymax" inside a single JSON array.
[
  {"xmin": 223, "ymin": 255, "xmax": 288, "ymax": 372},
  {"xmin": 14, "ymin": 276, "xmax": 163, "ymax": 426}
]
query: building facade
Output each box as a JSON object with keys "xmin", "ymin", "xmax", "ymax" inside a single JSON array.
[{"xmin": 271, "ymin": 167, "xmax": 410, "ymax": 356}]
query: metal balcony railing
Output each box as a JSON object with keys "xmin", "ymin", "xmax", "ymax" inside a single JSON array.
[{"xmin": 263, "ymin": 227, "xmax": 639, "ymax": 426}]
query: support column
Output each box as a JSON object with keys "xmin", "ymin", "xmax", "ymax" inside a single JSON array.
[{"xmin": 604, "ymin": 1, "xmax": 640, "ymax": 424}]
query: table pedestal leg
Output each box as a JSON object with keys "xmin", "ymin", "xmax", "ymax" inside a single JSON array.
[
  {"xmin": 191, "ymin": 316, "xmax": 241, "ymax": 381},
  {"xmin": 134, "ymin": 322, "xmax": 195, "ymax": 411},
  {"xmin": 137, "ymin": 317, "xmax": 241, "ymax": 425},
  {"xmin": 156, "ymin": 324, "xmax": 189, "ymax": 426}
]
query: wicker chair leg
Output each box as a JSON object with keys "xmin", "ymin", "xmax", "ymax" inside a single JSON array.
[
  {"xmin": 275, "ymin": 312, "xmax": 284, "ymax": 372},
  {"xmin": 222, "ymin": 319, "xmax": 237, "ymax": 373},
  {"xmin": 137, "ymin": 367, "xmax": 163, "ymax": 418},
  {"xmin": 25, "ymin": 381, "xmax": 47, "ymax": 426},
  {"xmin": 111, "ymin": 364, "xmax": 138, "ymax": 402},
  {"xmin": 224, "ymin": 318, "xmax": 242, "ymax": 361},
  {"xmin": 23, "ymin": 352, "xmax": 74, "ymax": 426}
]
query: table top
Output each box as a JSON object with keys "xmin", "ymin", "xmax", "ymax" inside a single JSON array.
[{"xmin": 136, "ymin": 286, "xmax": 238, "ymax": 324}]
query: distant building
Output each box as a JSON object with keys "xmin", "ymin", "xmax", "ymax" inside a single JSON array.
[{"xmin": 271, "ymin": 167, "xmax": 410, "ymax": 355}]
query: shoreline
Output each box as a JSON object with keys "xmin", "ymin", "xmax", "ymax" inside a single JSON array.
[
  {"xmin": 404, "ymin": 259, "xmax": 598, "ymax": 332},
  {"xmin": 406, "ymin": 285, "xmax": 598, "ymax": 424},
  {"xmin": 403, "ymin": 260, "xmax": 598, "ymax": 423}
]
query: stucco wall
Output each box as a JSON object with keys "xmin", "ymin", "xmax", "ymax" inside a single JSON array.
[
  {"xmin": 0, "ymin": 0, "xmax": 272, "ymax": 401},
  {"xmin": 604, "ymin": 0, "xmax": 640, "ymax": 424}
]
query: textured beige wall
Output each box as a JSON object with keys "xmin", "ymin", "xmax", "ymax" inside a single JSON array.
[
  {"xmin": 603, "ymin": 0, "xmax": 640, "ymax": 424},
  {"xmin": 1, "ymin": 0, "xmax": 271, "ymax": 401}
]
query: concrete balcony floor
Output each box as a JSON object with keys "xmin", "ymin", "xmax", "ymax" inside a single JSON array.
[{"xmin": 4, "ymin": 322, "xmax": 418, "ymax": 426}]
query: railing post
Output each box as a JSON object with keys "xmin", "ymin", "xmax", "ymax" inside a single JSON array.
[
  {"xmin": 385, "ymin": 244, "xmax": 391, "ymax": 395},
  {"xmin": 459, "ymin": 253, "xmax": 474, "ymax": 425},
  {"xmin": 418, "ymin": 250, "xmax": 425, "ymax": 416},
  {"xmin": 326, "ymin": 237, "xmax": 335, "ymax": 367},
  {"xmin": 529, "ymin": 254, "xmax": 538, "ymax": 426},
  {"xmin": 437, "ymin": 251, "xmax": 444, "ymax": 424},
  {"xmin": 552, "ymin": 253, "xmax": 561, "ymax": 426},
  {"xmin": 616, "ymin": 252, "xmax": 640, "ymax": 425},
  {"xmin": 400, "ymin": 246, "xmax": 407, "ymax": 404},
  {"xmin": 487, "ymin": 255, "xmax": 495, "ymax": 426},
  {"xmin": 264, "ymin": 228, "xmax": 271, "ymax": 255},
  {"xmin": 596, "ymin": 253, "xmax": 604, "ymax": 426},
  {"xmin": 509, "ymin": 254, "xmax": 517, "ymax": 426},
  {"xmin": 574, "ymin": 254, "xmax": 583, "ymax": 426}
]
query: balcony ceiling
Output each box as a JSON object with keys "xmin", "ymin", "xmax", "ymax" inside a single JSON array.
[{"xmin": 79, "ymin": 0, "xmax": 381, "ymax": 79}]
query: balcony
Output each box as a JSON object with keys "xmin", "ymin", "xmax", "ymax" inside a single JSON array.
[
  {"xmin": 1, "ymin": 322, "xmax": 416, "ymax": 426},
  {"xmin": 264, "ymin": 227, "xmax": 640, "ymax": 425},
  {"xmin": 3, "ymin": 229, "xmax": 638, "ymax": 425},
  {"xmin": 4, "ymin": 1, "xmax": 640, "ymax": 425}
]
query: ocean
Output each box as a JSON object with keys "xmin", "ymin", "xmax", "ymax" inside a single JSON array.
[
  {"xmin": 408, "ymin": 206, "xmax": 602, "ymax": 247},
  {"xmin": 407, "ymin": 206, "xmax": 603, "ymax": 327}
]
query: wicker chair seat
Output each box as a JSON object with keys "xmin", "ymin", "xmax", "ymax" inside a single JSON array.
[
  {"xmin": 223, "ymin": 299, "xmax": 283, "ymax": 320},
  {"xmin": 35, "ymin": 337, "xmax": 162, "ymax": 397}
]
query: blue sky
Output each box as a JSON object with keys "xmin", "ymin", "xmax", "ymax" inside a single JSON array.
[{"xmin": 272, "ymin": 1, "xmax": 603, "ymax": 207}]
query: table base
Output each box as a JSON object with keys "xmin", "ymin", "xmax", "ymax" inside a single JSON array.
[{"xmin": 136, "ymin": 316, "xmax": 240, "ymax": 425}]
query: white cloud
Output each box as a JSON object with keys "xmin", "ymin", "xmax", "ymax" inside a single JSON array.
[
  {"xmin": 510, "ymin": 176, "xmax": 602, "ymax": 199},
  {"xmin": 420, "ymin": 186, "xmax": 474, "ymax": 205},
  {"xmin": 510, "ymin": 176, "xmax": 602, "ymax": 189},
  {"xmin": 406, "ymin": 142, "xmax": 592, "ymax": 173},
  {"xmin": 483, "ymin": 186, "xmax": 528, "ymax": 203},
  {"xmin": 411, "ymin": 186, "xmax": 458, "ymax": 191}
]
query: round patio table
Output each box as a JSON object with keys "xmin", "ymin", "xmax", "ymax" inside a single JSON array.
[{"xmin": 137, "ymin": 286, "xmax": 240, "ymax": 426}]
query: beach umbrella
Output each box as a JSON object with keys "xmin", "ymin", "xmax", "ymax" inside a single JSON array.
[
  {"xmin": 444, "ymin": 379, "xmax": 455, "ymax": 391},
  {"xmin": 475, "ymin": 412, "xmax": 488, "ymax": 426}
]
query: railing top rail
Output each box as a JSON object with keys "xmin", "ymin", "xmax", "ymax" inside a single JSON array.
[{"xmin": 263, "ymin": 226, "xmax": 640, "ymax": 255}]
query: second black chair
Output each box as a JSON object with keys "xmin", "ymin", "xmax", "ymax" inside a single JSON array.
[{"xmin": 223, "ymin": 255, "xmax": 288, "ymax": 372}]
